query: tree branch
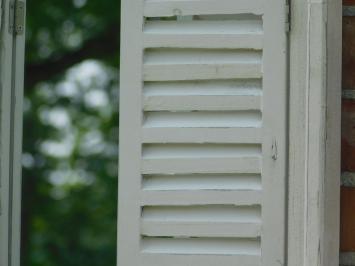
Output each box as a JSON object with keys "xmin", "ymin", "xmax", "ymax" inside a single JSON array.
[{"xmin": 25, "ymin": 25, "xmax": 119, "ymax": 93}]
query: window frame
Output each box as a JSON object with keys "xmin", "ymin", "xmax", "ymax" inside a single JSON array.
[
  {"xmin": 288, "ymin": 0, "xmax": 342, "ymax": 265},
  {"xmin": 0, "ymin": 0, "xmax": 26, "ymax": 265}
]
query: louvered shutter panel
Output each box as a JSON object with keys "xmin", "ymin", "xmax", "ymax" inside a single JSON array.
[{"xmin": 118, "ymin": 0, "xmax": 287, "ymax": 265}]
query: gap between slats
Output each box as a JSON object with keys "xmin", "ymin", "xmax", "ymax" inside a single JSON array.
[{"xmin": 144, "ymin": 0, "xmax": 264, "ymax": 17}]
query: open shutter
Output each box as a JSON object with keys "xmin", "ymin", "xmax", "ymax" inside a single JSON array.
[
  {"xmin": 0, "ymin": 1, "xmax": 25, "ymax": 266},
  {"xmin": 118, "ymin": 0, "xmax": 287, "ymax": 265}
]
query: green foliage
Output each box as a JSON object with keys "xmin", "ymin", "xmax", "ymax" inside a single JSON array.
[
  {"xmin": 22, "ymin": 1, "xmax": 120, "ymax": 265},
  {"xmin": 26, "ymin": 0, "xmax": 120, "ymax": 63}
]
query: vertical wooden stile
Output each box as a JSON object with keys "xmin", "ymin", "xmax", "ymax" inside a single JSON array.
[{"xmin": 0, "ymin": 0, "xmax": 25, "ymax": 265}]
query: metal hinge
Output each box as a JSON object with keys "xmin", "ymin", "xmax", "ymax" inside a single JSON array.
[
  {"xmin": 285, "ymin": 3, "xmax": 291, "ymax": 32},
  {"xmin": 9, "ymin": 0, "xmax": 25, "ymax": 35},
  {"xmin": 272, "ymin": 138, "xmax": 278, "ymax": 161}
]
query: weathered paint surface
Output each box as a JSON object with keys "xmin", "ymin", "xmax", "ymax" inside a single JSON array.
[
  {"xmin": 118, "ymin": 0, "xmax": 288, "ymax": 265},
  {"xmin": 0, "ymin": 0, "xmax": 25, "ymax": 266},
  {"xmin": 288, "ymin": 0, "xmax": 341, "ymax": 265}
]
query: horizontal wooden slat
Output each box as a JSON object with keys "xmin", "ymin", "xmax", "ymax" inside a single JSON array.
[
  {"xmin": 144, "ymin": 19, "xmax": 263, "ymax": 49},
  {"xmin": 141, "ymin": 237, "xmax": 260, "ymax": 255},
  {"xmin": 144, "ymin": 79, "xmax": 262, "ymax": 95},
  {"xmin": 144, "ymin": 0, "xmax": 264, "ymax": 17},
  {"xmin": 144, "ymin": 62, "xmax": 262, "ymax": 81},
  {"xmin": 142, "ymin": 127, "xmax": 262, "ymax": 143},
  {"xmin": 142, "ymin": 157, "xmax": 261, "ymax": 174},
  {"xmin": 144, "ymin": 33, "xmax": 263, "ymax": 49},
  {"xmin": 139, "ymin": 254, "xmax": 261, "ymax": 266},
  {"xmin": 141, "ymin": 203, "xmax": 262, "ymax": 237},
  {"xmin": 143, "ymin": 174, "xmax": 262, "ymax": 191},
  {"xmin": 144, "ymin": 95, "xmax": 261, "ymax": 111},
  {"xmin": 143, "ymin": 143, "xmax": 261, "ymax": 157},
  {"xmin": 141, "ymin": 221, "xmax": 261, "ymax": 237},
  {"xmin": 140, "ymin": 190, "xmax": 261, "ymax": 205},
  {"xmin": 144, "ymin": 111, "xmax": 262, "ymax": 128},
  {"xmin": 144, "ymin": 49, "xmax": 262, "ymax": 81},
  {"xmin": 142, "ymin": 205, "xmax": 261, "ymax": 220}
]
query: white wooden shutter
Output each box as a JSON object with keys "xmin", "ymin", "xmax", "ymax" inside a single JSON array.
[
  {"xmin": 118, "ymin": 0, "xmax": 287, "ymax": 265},
  {"xmin": 0, "ymin": 1, "xmax": 25, "ymax": 266}
]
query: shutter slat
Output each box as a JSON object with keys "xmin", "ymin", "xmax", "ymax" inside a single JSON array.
[
  {"xmin": 144, "ymin": 49, "xmax": 262, "ymax": 81},
  {"xmin": 142, "ymin": 157, "xmax": 261, "ymax": 174},
  {"xmin": 144, "ymin": 111, "xmax": 261, "ymax": 128},
  {"xmin": 143, "ymin": 174, "xmax": 262, "ymax": 191},
  {"xmin": 142, "ymin": 128, "xmax": 262, "ymax": 143},
  {"xmin": 144, "ymin": 0, "xmax": 264, "ymax": 17},
  {"xmin": 144, "ymin": 95, "xmax": 261, "ymax": 111},
  {"xmin": 144, "ymin": 19, "xmax": 263, "ymax": 49},
  {"xmin": 141, "ymin": 190, "xmax": 261, "ymax": 205},
  {"xmin": 139, "ymin": 254, "xmax": 261, "ymax": 266},
  {"xmin": 144, "ymin": 62, "xmax": 262, "ymax": 81},
  {"xmin": 141, "ymin": 221, "xmax": 261, "ymax": 237},
  {"xmin": 141, "ymin": 237, "xmax": 260, "ymax": 255},
  {"xmin": 144, "ymin": 33, "xmax": 263, "ymax": 49}
]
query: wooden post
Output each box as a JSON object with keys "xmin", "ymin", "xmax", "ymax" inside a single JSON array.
[
  {"xmin": 288, "ymin": 0, "xmax": 342, "ymax": 265},
  {"xmin": 0, "ymin": 0, "xmax": 26, "ymax": 265}
]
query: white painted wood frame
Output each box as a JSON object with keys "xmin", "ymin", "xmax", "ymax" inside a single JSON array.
[
  {"xmin": 118, "ymin": 0, "xmax": 342, "ymax": 265},
  {"xmin": 0, "ymin": 0, "xmax": 26, "ymax": 266},
  {"xmin": 288, "ymin": 0, "xmax": 341, "ymax": 265},
  {"xmin": 118, "ymin": 0, "xmax": 288, "ymax": 265}
]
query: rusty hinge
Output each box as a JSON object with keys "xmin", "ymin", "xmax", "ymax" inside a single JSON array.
[{"xmin": 9, "ymin": 0, "xmax": 25, "ymax": 35}]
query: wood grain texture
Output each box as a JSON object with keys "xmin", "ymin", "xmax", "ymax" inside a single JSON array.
[{"xmin": 288, "ymin": 0, "xmax": 341, "ymax": 265}]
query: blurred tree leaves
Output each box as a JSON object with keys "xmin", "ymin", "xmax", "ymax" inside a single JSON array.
[
  {"xmin": 22, "ymin": 0, "xmax": 120, "ymax": 265},
  {"xmin": 26, "ymin": 0, "xmax": 119, "ymax": 63}
]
